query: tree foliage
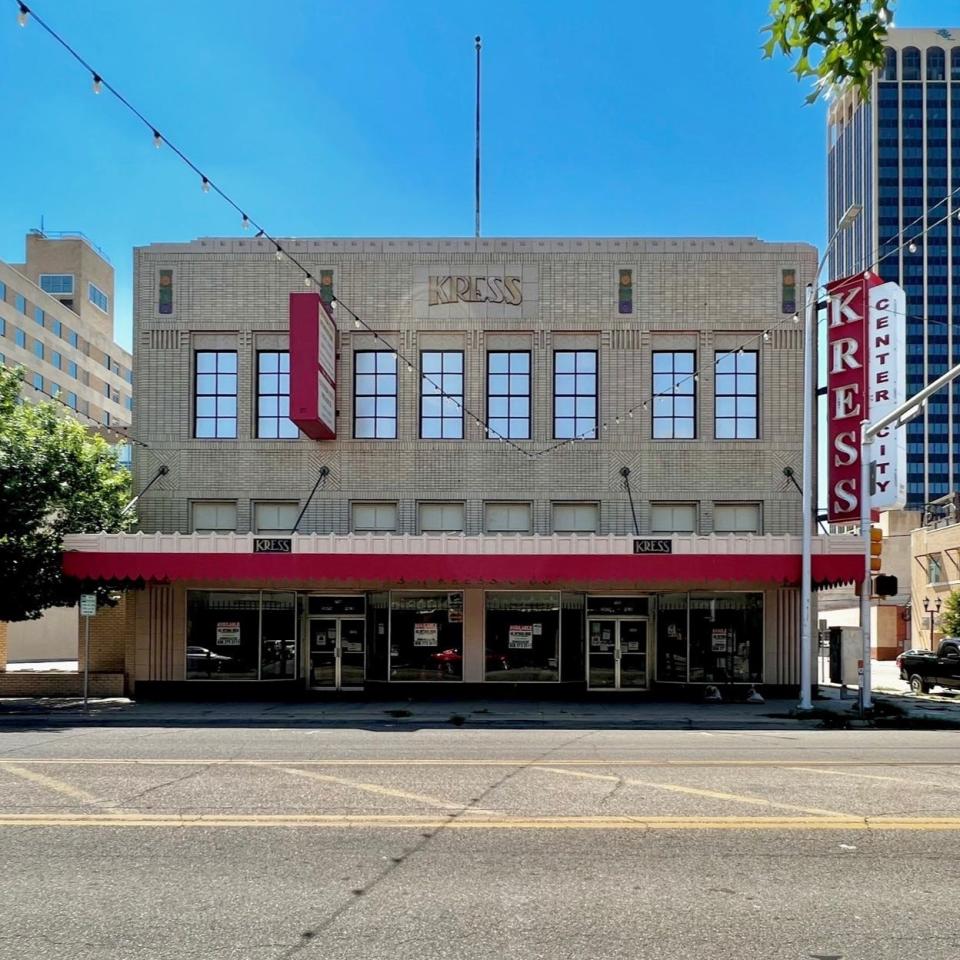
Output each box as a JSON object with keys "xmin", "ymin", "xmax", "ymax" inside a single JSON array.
[
  {"xmin": 0, "ymin": 365, "xmax": 133, "ymax": 621},
  {"xmin": 939, "ymin": 591, "xmax": 960, "ymax": 641},
  {"xmin": 764, "ymin": 0, "xmax": 895, "ymax": 103}
]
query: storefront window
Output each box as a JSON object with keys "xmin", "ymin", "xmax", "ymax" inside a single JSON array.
[
  {"xmin": 260, "ymin": 592, "xmax": 297, "ymax": 678},
  {"xmin": 688, "ymin": 593, "xmax": 763, "ymax": 683},
  {"xmin": 390, "ymin": 592, "xmax": 464, "ymax": 681},
  {"xmin": 187, "ymin": 591, "xmax": 260, "ymax": 680},
  {"xmin": 187, "ymin": 590, "xmax": 298, "ymax": 680},
  {"xmin": 656, "ymin": 593, "xmax": 688, "ymax": 682},
  {"xmin": 484, "ymin": 592, "xmax": 560, "ymax": 682}
]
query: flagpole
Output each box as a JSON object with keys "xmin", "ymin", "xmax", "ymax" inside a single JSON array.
[{"xmin": 475, "ymin": 35, "xmax": 481, "ymax": 239}]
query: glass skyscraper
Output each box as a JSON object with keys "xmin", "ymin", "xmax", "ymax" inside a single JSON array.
[{"xmin": 827, "ymin": 28, "xmax": 960, "ymax": 507}]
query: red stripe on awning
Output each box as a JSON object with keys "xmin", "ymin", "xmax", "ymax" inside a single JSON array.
[{"xmin": 62, "ymin": 551, "xmax": 863, "ymax": 587}]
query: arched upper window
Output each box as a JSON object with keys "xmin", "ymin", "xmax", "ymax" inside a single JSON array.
[
  {"xmin": 881, "ymin": 46, "xmax": 897, "ymax": 80},
  {"xmin": 902, "ymin": 46, "xmax": 921, "ymax": 80},
  {"xmin": 927, "ymin": 46, "xmax": 945, "ymax": 80},
  {"xmin": 952, "ymin": 47, "xmax": 960, "ymax": 81}
]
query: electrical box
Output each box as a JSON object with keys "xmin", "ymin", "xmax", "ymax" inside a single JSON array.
[{"xmin": 828, "ymin": 626, "xmax": 862, "ymax": 686}]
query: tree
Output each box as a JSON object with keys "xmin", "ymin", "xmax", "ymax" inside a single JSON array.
[
  {"xmin": 0, "ymin": 365, "xmax": 133, "ymax": 621},
  {"xmin": 939, "ymin": 591, "xmax": 960, "ymax": 641},
  {"xmin": 764, "ymin": 0, "xmax": 895, "ymax": 103}
]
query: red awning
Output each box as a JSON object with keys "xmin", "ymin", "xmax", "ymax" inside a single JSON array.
[{"xmin": 62, "ymin": 551, "xmax": 862, "ymax": 588}]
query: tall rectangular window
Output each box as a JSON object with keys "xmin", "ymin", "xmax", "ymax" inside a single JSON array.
[
  {"xmin": 256, "ymin": 351, "xmax": 297, "ymax": 439},
  {"xmin": 15, "ymin": 328, "xmax": 26, "ymax": 348},
  {"xmin": 34, "ymin": 307, "xmax": 44, "ymax": 326},
  {"xmin": 652, "ymin": 351, "xmax": 696, "ymax": 439},
  {"xmin": 195, "ymin": 350, "xmax": 237, "ymax": 439},
  {"xmin": 487, "ymin": 351, "xmax": 530, "ymax": 439},
  {"xmin": 715, "ymin": 350, "xmax": 758, "ymax": 439},
  {"xmin": 51, "ymin": 351, "xmax": 62, "ymax": 370},
  {"xmin": 66, "ymin": 392, "xmax": 77, "ymax": 410},
  {"xmin": 88, "ymin": 283, "xmax": 109, "ymax": 312},
  {"xmin": 354, "ymin": 350, "xmax": 398, "ymax": 439},
  {"xmin": 32, "ymin": 372, "xmax": 43, "ymax": 391},
  {"xmin": 15, "ymin": 294, "xmax": 26, "ymax": 314},
  {"xmin": 39, "ymin": 274, "xmax": 74, "ymax": 295},
  {"xmin": 50, "ymin": 318, "xmax": 62, "ymax": 338},
  {"xmin": 553, "ymin": 350, "xmax": 597, "ymax": 439},
  {"xmin": 420, "ymin": 351, "xmax": 463, "ymax": 439},
  {"xmin": 33, "ymin": 340, "xmax": 44, "ymax": 361},
  {"xmin": 67, "ymin": 360, "xmax": 78, "ymax": 378}
]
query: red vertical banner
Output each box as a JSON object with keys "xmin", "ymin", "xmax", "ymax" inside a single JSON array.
[
  {"xmin": 825, "ymin": 272, "xmax": 880, "ymax": 522},
  {"xmin": 289, "ymin": 292, "xmax": 337, "ymax": 440}
]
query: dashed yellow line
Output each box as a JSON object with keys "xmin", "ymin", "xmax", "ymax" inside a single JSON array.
[
  {"xmin": 2, "ymin": 759, "xmax": 960, "ymax": 768},
  {"xmin": 535, "ymin": 766, "xmax": 857, "ymax": 819},
  {"xmin": 280, "ymin": 767, "xmax": 498, "ymax": 814},
  {"xmin": 0, "ymin": 763, "xmax": 101, "ymax": 805},
  {"xmin": 0, "ymin": 813, "xmax": 958, "ymax": 830}
]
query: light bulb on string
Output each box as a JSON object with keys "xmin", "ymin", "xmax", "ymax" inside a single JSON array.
[
  {"xmin": 153, "ymin": 130, "xmax": 162, "ymax": 149},
  {"xmin": 275, "ymin": 245, "xmax": 284, "ymax": 262},
  {"xmin": 92, "ymin": 74, "xmax": 103, "ymax": 94},
  {"xmin": 201, "ymin": 177, "xmax": 210, "ymax": 193},
  {"xmin": 330, "ymin": 298, "xmax": 337, "ymax": 310},
  {"xmin": 628, "ymin": 409, "xmax": 634, "ymax": 418},
  {"xmin": 763, "ymin": 330, "xmax": 771, "ymax": 343},
  {"xmin": 17, "ymin": 4, "xmax": 28, "ymax": 27},
  {"xmin": 304, "ymin": 275, "xmax": 312, "ymax": 287},
  {"xmin": 241, "ymin": 214, "xmax": 249, "ymax": 231},
  {"xmin": 792, "ymin": 312, "xmax": 800, "ymax": 324},
  {"xmin": 615, "ymin": 416, "xmax": 620, "ymax": 425},
  {"xmin": 406, "ymin": 362, "xmax": 413, "ymax": 373},
  {"xmin": 908, "ymin": 241, "xmax": 917, "ymax": 253},
  {"xmin": 353, "ymin": 317, "xmax": 360, "ymax": 328}
]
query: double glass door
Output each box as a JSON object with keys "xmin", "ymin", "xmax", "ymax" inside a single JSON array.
[
  {"xmin": 309, "ymin": 618, "xmax": 365, "ymax": 689},
  {"xmin": 588, "ymin": 619, "xmax": 648, "ymax": 689}
]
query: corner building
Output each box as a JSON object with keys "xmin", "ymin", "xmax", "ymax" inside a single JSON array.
[{"xmin": 63, "ymin": 236, "xmax": 861, "ymax": 697}]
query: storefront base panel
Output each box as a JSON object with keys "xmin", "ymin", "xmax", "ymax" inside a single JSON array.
[{"xmin": 132, "ymin": 680, "xmax": 801, "ymax": 703}]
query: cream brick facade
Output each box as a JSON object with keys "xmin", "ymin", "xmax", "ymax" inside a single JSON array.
[{"xmin": 133, "ymin": 236, "xmax": 816, "ymax": 536}]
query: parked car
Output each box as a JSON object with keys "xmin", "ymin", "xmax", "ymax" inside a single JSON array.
[{"xmin": 897, "ymin": 639, "xmax": 960, "ymax": 694}]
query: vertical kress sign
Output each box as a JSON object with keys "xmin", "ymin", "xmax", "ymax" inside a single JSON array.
[
  {"xmin": 289, "ymin": 292, "xmax": 336, "ymax": 440},
  {"xmin": 826, "ymin": 273, "xmax": 906, "ymax": 522}
]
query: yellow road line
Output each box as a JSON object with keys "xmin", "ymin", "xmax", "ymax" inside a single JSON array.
[
  {"xmin": 3, "ymin": 759, "xmax": 960, "ymax": 768},
  {"xmin": 536, "ymin": 766, "xmax": 857, "ymax": 819},
  {"xmin": 781, "ymin": 765, "xmax": 960, "ymax": 790},
  {"xmin": 280, "ymin": 767, "xmax": 498, "ymax": 814},
  {"xmin": 0, "ymin": 763, "xmax": 101, "ymax": 805},
  {"xmin": 0, "ymin": 813, "xmax": 958, "ymax": 830}
]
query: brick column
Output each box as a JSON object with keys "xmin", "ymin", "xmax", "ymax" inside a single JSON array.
[
  {"xmin": 79, "ymin": 593, "xmax": 135, "ymax": 674},
  {"xmin": 0, "ymin": 621, "xmax": 7, "ymax": 671}
]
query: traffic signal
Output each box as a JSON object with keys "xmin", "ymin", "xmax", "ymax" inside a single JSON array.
[
  {"xmin": 870, "ymin": 526, "xmax": 883, "ymax": 572},
  {"xmin": 874, "ymin": 575, "xmax": 898, "ymax": 597}
]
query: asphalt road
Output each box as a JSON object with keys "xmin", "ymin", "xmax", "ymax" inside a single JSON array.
[{"xmin": 1, "ymin": 723, "xmax": 959, "ymax": 959}]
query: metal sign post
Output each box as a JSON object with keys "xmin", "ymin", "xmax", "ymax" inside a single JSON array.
[{"xmin": 79, "ymin": 594, "xmax": 97, "ymax": 711}]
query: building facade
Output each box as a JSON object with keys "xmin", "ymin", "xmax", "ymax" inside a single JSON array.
[
  {"xmin": 0, "ymin": 231, "xmax": 134, "ymax": 668},
  {"xmin": 827, "ymin": 27, "xmax": 960, "ymax": 507},
  {"xmin": 63, "ymin": 236, "xmax": 862, "ymax": 696}
]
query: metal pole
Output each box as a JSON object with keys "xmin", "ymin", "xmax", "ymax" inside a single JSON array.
[
  {"xmin": 83, "ymin": 614, "xmax": 90, "ymax": 712},
  {"xmin": 620, "ymin": 467, "xmax": 640, "ymax": 536},
  {"xmin": 474, "ymin": 35, "xmax": 481, "ymax": 239},
  {"xmin": 860, "ymin": 421, "xmax": 873, "ymax": 711},
  {"xmin": 799, "ymin": 283, "xmax": 815, "ymax": 710}
]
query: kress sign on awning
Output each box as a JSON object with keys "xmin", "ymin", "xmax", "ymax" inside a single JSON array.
[{"xmin": 825, "ymin": 272, "xmax": 906, "ymax": 523}]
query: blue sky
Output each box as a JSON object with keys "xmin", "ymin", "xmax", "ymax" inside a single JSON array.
[{"xmin": 1, "ymin": 0, "xmax": 956, "ymax": 351}]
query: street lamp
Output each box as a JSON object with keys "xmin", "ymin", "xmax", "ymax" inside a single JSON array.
[
  {"xmin": 799, "ymin": 202, "xmax": 863, "ymax": 711},
  {"xmin": 922, "ymin": 597, "xmax": 941, "ymax": 650}
]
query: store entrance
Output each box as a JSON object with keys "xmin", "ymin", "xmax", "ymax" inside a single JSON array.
[
  {"xmin": 308, "ymin": 618, "xmax": 365, "ymax": 690},
  {"xmin": 587, "ymin": 619, "xmax": 648, "ymax": 690}
]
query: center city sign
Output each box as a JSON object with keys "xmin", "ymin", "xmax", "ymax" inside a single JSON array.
[{"xmin": 825, "ymin": 272, "xmax": 906, "ymax": 523}]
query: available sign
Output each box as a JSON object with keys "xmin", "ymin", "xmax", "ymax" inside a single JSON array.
[
  {"xmin": 508, "ymin": 625, "xmax": 533, "ymax": 649},
  {"xmin": 413, "ymin": 623, "xmax": 438, "ymax": 647},
  {"xmin": 825, "ymin": 272, "xmax": 907, "ymax": 522},
  {"xmin": 216, "ymin": 622, "xmax": 241, "ymax": 646}
]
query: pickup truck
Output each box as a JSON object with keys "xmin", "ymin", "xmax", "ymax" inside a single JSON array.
[{"xmin": 897, "ymin": 639, "xmax": 960, "ymax": 694}]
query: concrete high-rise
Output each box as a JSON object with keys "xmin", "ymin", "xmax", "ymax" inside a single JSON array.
[{"xmin": 827, "ymin": 28, "xmax": 960, "ymax": 507}]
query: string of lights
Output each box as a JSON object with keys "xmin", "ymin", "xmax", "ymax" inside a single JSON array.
[{"xmin": 8, "ymin": 1, "xmax": 864, "ymax": 460}]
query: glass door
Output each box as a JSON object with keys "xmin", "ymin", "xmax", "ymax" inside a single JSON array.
[
  {"xmin": 338, "ymin": 620, "xmax": 365, "ymax": 689},
  {"xmin": 588, "ymin": 619, "xmax": 648, "ymax": 690},
  {"xmin": 309, "ymin": 618, "xmax": 338, "ymax": 688},
  {"xmin": 588, "ymin": 620, "xmax": 617, "ymax": 689},
  {"xmin": 618, "ymin": 620, "xmax": 648, "ymax": 689}
]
